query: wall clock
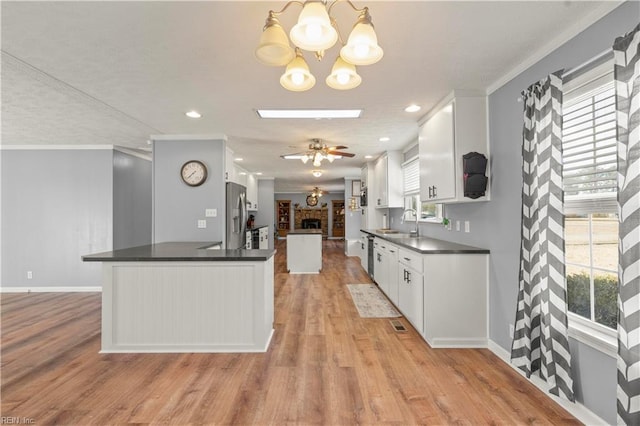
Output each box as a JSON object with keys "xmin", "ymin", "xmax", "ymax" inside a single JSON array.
[
  {"xmin": 180, "ymin": 160, "xmax": 208, "ymax": 187},
  {"xmin": 306, "ymin": 195, "xmax": 318, "ymax": 207}
]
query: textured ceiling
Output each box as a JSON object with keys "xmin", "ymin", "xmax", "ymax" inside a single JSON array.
[{"xmin": 1, "ymin": 1, "xmax": 621, "ymax": 192}]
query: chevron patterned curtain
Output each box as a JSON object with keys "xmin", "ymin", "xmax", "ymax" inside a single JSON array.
[
  {"xmin": 511, "ymin": 70, "xmax": 575, "ymax": 402},
  {"xmin": 614, "ymin": 23, "xmax": 640, "ymax": 426}
]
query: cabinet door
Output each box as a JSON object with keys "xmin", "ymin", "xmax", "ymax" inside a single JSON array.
[
  {"xmin": 246, "ymin": 174, "xmax": 258, "ymax": 210},
  {"xmin": 398, "ymin": 264, "xmax": 424, "ymax": 334},
  {"xmin": 419, "ymin": 102, "xmax": 455, "ymax": 201},
  {"xmin": 259, "ymin": 227, "xmax": 269, "ymax": 249},
  {"xmin": 386, "ymin": 245, "xmax": 399, "ymax": 306},
  {"xmin": 375, "ymin": 155, "xmax": 388, "ymax": 207},
  {"xmin": 374, "ymin": 248, "xmax": 388, "ymax": 294}
]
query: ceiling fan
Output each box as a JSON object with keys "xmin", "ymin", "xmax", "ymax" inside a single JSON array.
[{"xmin": 281, "ymin": 138, "xmax": 355, "ymax": 167}]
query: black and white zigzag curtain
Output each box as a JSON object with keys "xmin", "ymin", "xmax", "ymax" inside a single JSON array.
[
  {"xmin": 511, "ymin": 71, "xmax": 575, "ymax": 402},
  {"xmin": 614, "ymin": 23, "xmax": 640, "ymax": 426}
]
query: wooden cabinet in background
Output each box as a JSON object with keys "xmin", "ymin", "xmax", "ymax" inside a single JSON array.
[
  {"xmin": 332, "ymin": 200, "xmax": 345, "ymax": 238},
  {"xmin": 276, "ymin": 200, "xmax": 291, "ymax": 238}
]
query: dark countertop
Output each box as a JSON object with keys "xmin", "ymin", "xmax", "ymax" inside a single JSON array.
[
  {"xmin": 287, "ymin": 229, "xmax": 323, "ymax": 235},
  {"xmin": 361, "ymin": 229, "xmax": 490, "ymax": 254},
  {"xmin": 82, "ymin": 242, "xmax": 276, "ymax": 262}
]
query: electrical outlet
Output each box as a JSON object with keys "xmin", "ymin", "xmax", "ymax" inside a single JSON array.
[
  {"xmin": 27, "ymin": 271, "xmax": 33, "ymax": 280},
  {"xmin": 197, "ymin": 220, "xmax": 207, "ymax": 229},
  {"xmin": 509, "ymin": 324, "xmax": 515, "ymax": 339},
  {"xmin": 464, "ymin": 221, "xmax": 470, "ymax": 233},
  {"xmin": 205, "ymin": 209, "xmax": 217, "ymax": 217}
]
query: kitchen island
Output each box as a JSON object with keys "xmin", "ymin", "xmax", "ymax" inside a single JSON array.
[
  {"xmin": 83, "ymin": 242, "xmax": 276, "ymax": 353},
  {"xmin": 286, "ymin": 229, "xmax": 323, "ymax": 274}
]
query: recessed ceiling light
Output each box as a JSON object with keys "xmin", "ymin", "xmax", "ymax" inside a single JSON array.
[
  {"xmin": 255, "ymin": 172, "xmax": 263, "ymax": 175},
  {"xmin": 404, "ymin": 104, "xmax": 421, "ymax": 113},
  {"xmin": 256, "ymin": 109, "xmax": 362, "ymax": 119},
  {"xmin": 379, "ymin": 137, "xmax": 390, "ymax": 142},
  {"xmin": 185, "ymin": 110, "xmax": 202, "ymax": 118},
  {"xmin": 364, "ymin": 155, "xmax": 373, "ymax": 159},
  {"xmin": 235, "ymin": 158, "xmax": 243, "ymax": 161},
  {"xmin": 312, "ymin": 170, "xmax": 322, "ymax": 177},
  {"xmin": 239, "ymin": 172, "xmax": 247, "ymax": 176}
]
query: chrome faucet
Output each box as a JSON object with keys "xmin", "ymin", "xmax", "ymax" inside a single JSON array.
[{"xmin": 401, "ymin": 208, "xmax": 419, "ymax": 237}]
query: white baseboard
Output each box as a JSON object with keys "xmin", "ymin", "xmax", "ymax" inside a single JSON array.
[
  {"xmin": 0, "ymin": 286, "xmax": 101, "ymax": 293},
  {"xmin": 427, "ymin": 337, "xmax": 488, "ymax": 348},
  {"xmin": 487, "ymin": 340, "xmax": 609, "ymax": 426}
]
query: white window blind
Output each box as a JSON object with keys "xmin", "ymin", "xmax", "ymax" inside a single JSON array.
[
  {"xmin": 562, "ymin": 70, "xmax": 616, "ymax": 202},
  {"xmin": 402, "ymin": 158, "xmax": 420, "ymax": 195}
]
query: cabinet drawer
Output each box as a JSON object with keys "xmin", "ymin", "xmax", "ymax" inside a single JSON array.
[
  {"xmin": 383, "ymin": 242, "xmax": 399, "ymax": 260},
  {"xmin": 398, "ymin": 248, "xmax": 423, "ymax": 273}
]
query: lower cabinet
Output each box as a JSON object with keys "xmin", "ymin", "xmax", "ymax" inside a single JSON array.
[
  {"xmin": 373, "ymin": 238, "xmax": 398, "ymax": 304},
  {"xmin": 423, "ymin": 254, "xmax": 487, "ymax": 347},
  {"xmin": 258, "ymin": 226, "xmax": 269, "ymax": 249},
  {"xmin": 398, "ymin": 248, "xmax": 424, "ymax": 335}
]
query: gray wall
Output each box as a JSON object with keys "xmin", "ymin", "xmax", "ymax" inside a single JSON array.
[
  {"xmin": 113, "ymin": 150, "xmax": 152, "ymax": 250},
  {"xmin": 390, "ymin": 4, "xmax": 637, "ymax": 422},
  {"xmin": 152, "ymin": 138, "xmax": 225, "ymax": 244},
  {"xmin": 256, "ymin": 178, "xmax": 275, "ymax": 249},
  {"xmin": 1, "ymin": 149, "xmax": 113, "ymax": 288},
  {"xmin": 344, "ymin": 177, "xmax": 362, "ymax": 240}
]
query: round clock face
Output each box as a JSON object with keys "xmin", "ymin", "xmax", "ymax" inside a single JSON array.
[
  {"xmin": 306, "ymin": 195, "xmax": 318, "ymax": 206},
  {"xmin": 180, "ymin": 160, "xmax": 207, "ymax": 187}
]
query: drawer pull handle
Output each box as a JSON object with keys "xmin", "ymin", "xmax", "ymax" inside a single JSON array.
[{"xmin": 404, "ymin": 257, "xmax": 411, "ymax": 261}]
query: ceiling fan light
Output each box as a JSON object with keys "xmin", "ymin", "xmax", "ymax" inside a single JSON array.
[
  {"xmin": 290, "ymin": 2, "xmax": 338, "ymax": 52},
  {"xmin": 326, "ymin": 56, "xmax": 362, "ymax": 90},
  {"xmin": 327, "ymin": 154, "xmax": 335, "ymax": 162},
  {"xmin": 255, "ymin": 16, "xmax": 295, "ymax": 66},
  {"xmin": 301, "ymin": 155, "xmax": 309, "ymax": 164},
  {"xmin": 280, "ymin": 49, "xmax": 316, "ymax": 91},
  {"xmin": 340, "ymin": 12, "xmax": 383, "ymax": 66}
]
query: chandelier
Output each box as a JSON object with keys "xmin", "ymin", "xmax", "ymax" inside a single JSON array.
[
  {"xmin": 255, "ymin": 0, "xmax": 384, "ymax": 91},
  {"xmin": 310, "ymin": 187, "xmax": 325, "ymax": 198}
]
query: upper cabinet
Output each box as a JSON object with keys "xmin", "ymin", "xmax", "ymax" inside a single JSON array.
[
  {"xmin": 373, "ymin": 151, "xmax": 403, "ymax": 208},
  {"xmin": 360, "ymin": 164, "xmax": 368, "ymax": 188},
  {"xmin": 246, "ymin": 173, "xmax": 258, "ymax": 210},
  {"xmin": 419, "ymin": 92, "xmax": 490, "ymax": 203}
]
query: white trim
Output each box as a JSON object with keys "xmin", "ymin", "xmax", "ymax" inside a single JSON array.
[
  {"xmin": 150, "ymin": 134, "xmax": 227, "ymax": 141},
  {"xmin": 488, "ymin": 340, "xmax": 610, "ymax": 426},
  {"xmin": 486, "ymin": 1, "xmax": 624, "ymax": 95},
  {"xmin": 568, "ymin": 313, "xmax": 617, "ymax": 358},
  {"xmin": 0, "ymin": 286, "xmax": 101, "ymax": 293},
  {"xmin": 0, "ymin": 144, "xmax": 114, "ymax": 150}
]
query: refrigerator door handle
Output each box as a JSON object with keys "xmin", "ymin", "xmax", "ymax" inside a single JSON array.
[{"xmin": 240, "ymin": 192, "xmax": 247, "ymax": 241}]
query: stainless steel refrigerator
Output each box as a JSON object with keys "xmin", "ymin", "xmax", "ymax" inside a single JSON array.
[{"xmin": 226, "ymin": 182, "xmax": 247, "ymax": 249}]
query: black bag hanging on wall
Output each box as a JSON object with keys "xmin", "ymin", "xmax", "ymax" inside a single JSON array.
[{"xmin": 463, "ymin": 152, "xmax": 488, "ymax": 199}]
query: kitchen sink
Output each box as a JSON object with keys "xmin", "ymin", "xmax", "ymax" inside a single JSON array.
[{"xmin": 375, "ymin": 229, "xmax": 399, "ymax": 234}]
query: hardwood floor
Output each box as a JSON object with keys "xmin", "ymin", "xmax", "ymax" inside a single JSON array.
[{"xmin": 1, "ymin": 240, "xmax": 579, "ymax": 425}]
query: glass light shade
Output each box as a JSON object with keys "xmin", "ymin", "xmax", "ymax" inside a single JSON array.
[
  {"xmin": 340, "ymin": 22, "xmax": 383, "ymax": 66},
  {"xmin": 301, "ymin": 155, "xmax": 309, "ymax": 164},
  {"xmin": 255, "ymin": 21, "xmax": 295, "ymax": 66},
  {"xmin": 280, "ymin": 51, "xmax": 316, "ymax": 91},
  {"xmin": 290, "ymin": 2, "xmax": 338, "ymax": 52},
  {"xmin": 325, "ymin": 56, "xmax": 362, "ymax": 90},
  {"xmin": 326, "ymin": 154, "xmax": 335, "ymax": 162}
]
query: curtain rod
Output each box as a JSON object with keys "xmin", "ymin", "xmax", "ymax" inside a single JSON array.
[{"xmin": 516, "ymin": 48, "xmax": 613, "ymax": 102}]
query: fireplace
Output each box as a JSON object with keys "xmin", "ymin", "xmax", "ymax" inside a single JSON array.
[{"xmin": 302, "ymin": 218, "xmax": 321, "ymax": 229}]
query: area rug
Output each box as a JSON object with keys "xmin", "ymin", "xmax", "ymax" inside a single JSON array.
[{"xmin": 347, "ymin": 284, "xmax": 401, "ymax": 318}]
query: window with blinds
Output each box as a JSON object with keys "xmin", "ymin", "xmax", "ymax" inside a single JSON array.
[
  {"xmin": 402, "ymin": 158, "xmax": 420, "ymax": 195},
  {"xmin": 562, "ymin": 64, "xmax": 616, "ymax": 206}
]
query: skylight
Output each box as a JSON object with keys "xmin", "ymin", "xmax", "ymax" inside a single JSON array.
[{"xmin": 256, "ymin": 109, "xmax": 362, "ymax": 119}]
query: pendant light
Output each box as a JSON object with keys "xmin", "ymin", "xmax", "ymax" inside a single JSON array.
[
  {"xmin": 326, "ymin": 55, "xmax": 362, "ymax": 90},
  {"xmin": 255, "ymin": 0, "xmax": 383, "ymax": 91},
  {"xmin": 340, "ymin": 9, "xmax": 383, "ymax": 66},
  {"xmin": 280, "ymin": 48, "xmax": 316, "ymax": 91}
]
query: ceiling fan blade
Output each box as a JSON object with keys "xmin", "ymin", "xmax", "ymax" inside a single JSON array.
[
  {"xmin": 329, "ymin": 151, "xmax": 355, "ymax": 157},
  {"xmin": 327, "ymin": 145, "xmax": 348, "ymax": 151},
  {"xmin": 280, "ymin": 151, "xmax": 308, "ymax": 159}
]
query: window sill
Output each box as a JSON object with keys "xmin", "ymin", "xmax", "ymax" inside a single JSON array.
[
  {"xmin": 420, "ymin": 218, "xmax": 444, "ymax": 224},
  {"xmin": 567, "ymin": 313, "xmax": 617, "ymax": 358}
]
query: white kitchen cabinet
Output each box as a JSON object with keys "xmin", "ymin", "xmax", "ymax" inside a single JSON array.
[
  {"xmin": 258, "ymin": 226, "xmax": 269, "ymax": 249},
  {"xmin": 373, "ymin": 238, "xmax": 399, "ymax": 306},
  {"xmin": 373, "ymin": 151, "xmax": 403, "ymax": 208},
  {"xmin": 225, "ymin": 147, "xmax": 236, "ymax": 183},
  {"xmin": 246, "ymin": 173, "xmax": 258, "ymax": 210},
  {"xmin": 398, "ymin": 248, "xmax": 424, "ymax": 335},
  {"xmin": 423, "ymin": 254, "xmax": 487, "ymax": 347},
  {"xmin": 419, "ymin": 91, "xmax": 489, "ymax": 203}
]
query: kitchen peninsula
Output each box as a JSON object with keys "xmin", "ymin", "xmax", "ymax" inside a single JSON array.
[{"xmin": 83, "ymin": 242, "xmax": 276, "ymax": 353}]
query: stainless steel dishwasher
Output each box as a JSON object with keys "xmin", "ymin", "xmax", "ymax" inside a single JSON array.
[{"xmin": 367, "ymin": 235, "xmax": 375, "ymax": 279}]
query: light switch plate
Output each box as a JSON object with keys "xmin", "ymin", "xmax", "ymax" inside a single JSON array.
[
  {"xmin": 205, "ymin": 209, "xmax": 217, "ymax": 217},
  {"xmin": 197, "ymin": 219, "xmax": 207, "ymax": 229}
]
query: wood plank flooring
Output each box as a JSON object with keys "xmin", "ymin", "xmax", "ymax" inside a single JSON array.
[{"xmin": 1, "ymin": 240, "xmax": 579, "ymax": 425}]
